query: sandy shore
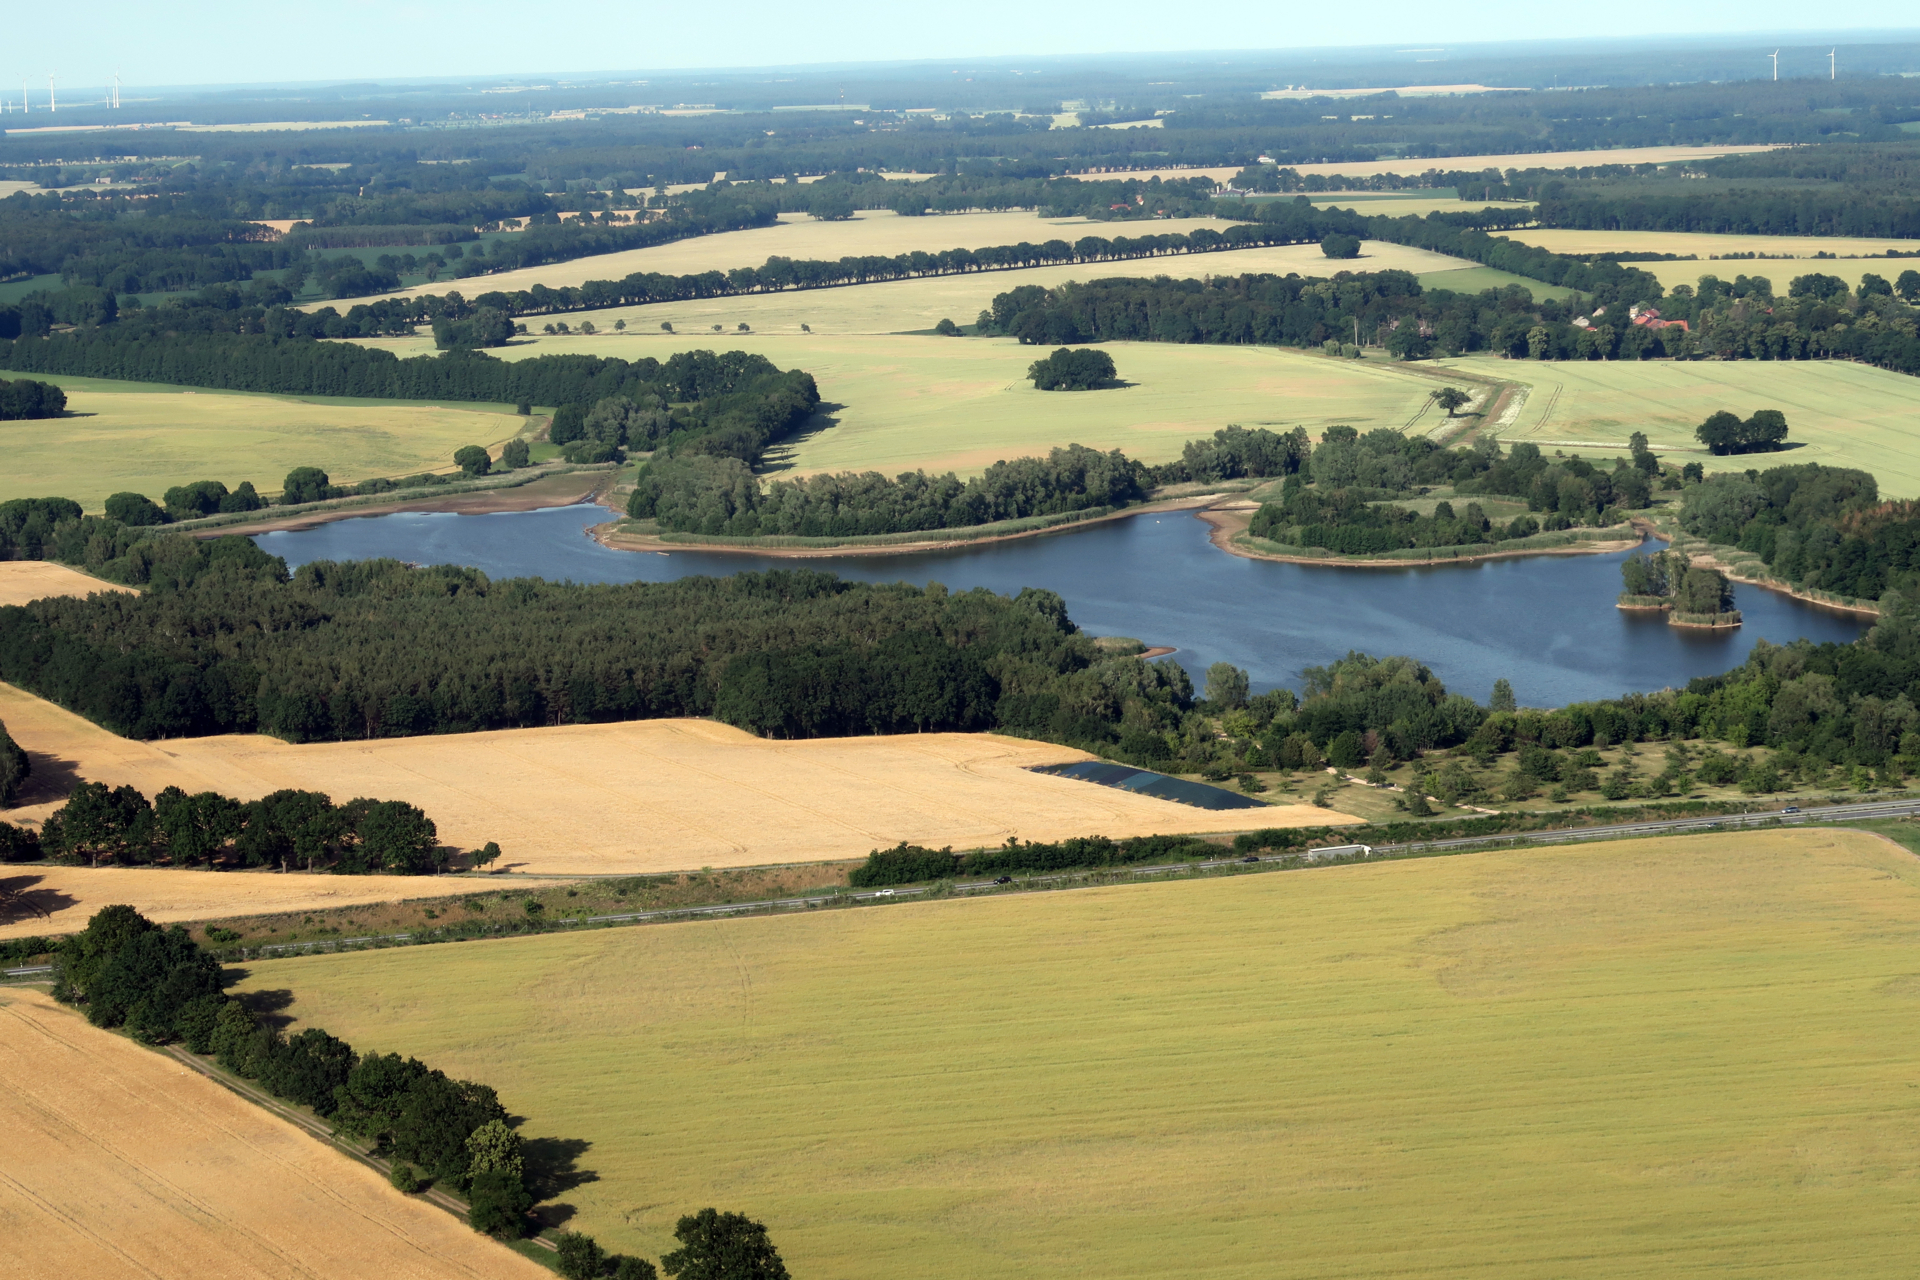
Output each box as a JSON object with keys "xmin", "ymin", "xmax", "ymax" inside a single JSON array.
[
  {"xmin": 1196, "ymin": 505, "xmax": 1643, "ymax": 568},
  {"xmin": 194, "ymin": 470, "xmax": 610, "ymax": 536},
  {"xmin": 594, "ymin": 492, "xmax": 1234, "ymax": 559}
]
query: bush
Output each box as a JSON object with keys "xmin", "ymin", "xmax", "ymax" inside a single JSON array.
[
  {"xmin": 501, "ymin": 439, "xmax": 530, "ymax": 469},
  {"xmin": 1026, "ymin": 347, "xmax": 1117, "ymax": 391},
  {"xmin": 467, "ymin": 1169, "xmax": 533, "ymax": 1237},
  {"xmin": 103, "ymin": 492, "xmax": 168, "ymax": 526},
  {"xmin": 281, "ymin": 466, "xmax": 332, "ymax": 505},
  {"xmin": 390, "ymin": 1163, "xmax": 422, "ymax": 1193},
  {"xmin": 557, "ymin": 1233, "xmax": 609, "ymax": 1280},
  {"xmin": 454, "ymin": 445, "xmax": 491, "ymax": 477}
]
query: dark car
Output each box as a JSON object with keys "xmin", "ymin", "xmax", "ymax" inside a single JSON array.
[
  {"xmin": 992, "ymin": 875, "xmax": 1012, "ymax": 885},
  {"xmin": 1240, "ymin": 855, "xmax": 1261, "ymax": 864}
]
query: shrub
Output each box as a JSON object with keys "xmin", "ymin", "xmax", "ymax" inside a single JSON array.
[{"xmin": 1027, "ymin": 347, "xmax": 1117, "ymax": 391}]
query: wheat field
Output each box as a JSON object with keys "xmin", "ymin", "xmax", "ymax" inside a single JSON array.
[
  {"xmin": 235, "ymin": 825, "xmax": 1920, "ymax": 1280},
  {"xmin": 0, "ymin": 988, "xmax": 546, "ymax": 1279},
  {"xmin": 1492, "ymin": 229, "xmax": 1918, "ymax": 292},
  {"xmin": 0, "ymin": 682, "xmax": 1349, "ymax": 883},
  {"xmin": 0, "ymin": 561, "xmax": 134, "ymax": 608}
]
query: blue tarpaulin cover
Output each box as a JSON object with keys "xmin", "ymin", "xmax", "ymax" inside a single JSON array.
[{"xmin": 1029, "ymin": 761, "xmax": 1270, "ymax": 810}]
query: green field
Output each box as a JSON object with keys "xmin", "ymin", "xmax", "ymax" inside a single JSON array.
[
  {"xmin": 1439, "ymin": 356, "xmax": 1920, "ymax": 497},
  {"xmin": 351, "ymin": 333, "xmax": 1445, "ymax": 475},
  {"xmin": 1416, "ymin": 265, "xmax": 1575, "ymax": 300},
  {"xmin": 0, "ymin": 374, "xmax": 524, "ymax": 509},
  {"xmin": 235, "ymin": 827, "xmax": 1920, "ymax": 1279}
]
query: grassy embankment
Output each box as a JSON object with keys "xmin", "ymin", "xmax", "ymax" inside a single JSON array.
[{"xmin": 231, "ymin": 825, "xmax": 1920, "ymax": 1280}]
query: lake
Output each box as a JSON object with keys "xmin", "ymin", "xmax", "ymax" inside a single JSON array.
[{"xmin": 253, "ymin": 504, "xmax": 1869, "ymax": 707}]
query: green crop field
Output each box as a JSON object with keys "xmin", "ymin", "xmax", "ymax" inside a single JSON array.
[
  {"xmin": 234, "ymin": 827, "xmax": 1920, "ymax": 1280},
  {"xmin": 1417, "ymin": 264, "xmax": 1575, "ymax": 300},
  {"xmin": 0, "ymin": 373, "xmax": 524, "ymax": 509},
  {"xmin": 1437, "ymin": 355, "xmax": 1920, "ymax": 497},
  {"xmin": 350, "ymin": 333, "xmax": 1443, "ymax": 476}
]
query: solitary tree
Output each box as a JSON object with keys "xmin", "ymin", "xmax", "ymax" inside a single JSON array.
[
  {"xmin": 1205, "ymin": 662, "xmax": 1250, "ymax": 709},
  {"xmin": 1489, "ymin": 678, "xmax": 1516, "ymax": 713},
  {"xmin": 281, "ymin": 466, "xmax": 332, "ymax": 505},
  {"xmin": 1429, "ymin": 387, "xmax": 1471, "ymax": 417},
  {"xmin": 661, "ymin": 1209, "xmax": 789, "ymax": 1280},
  {"xmin": 453, "ymin": 445, "xmax": 492, "ymax": 477}
]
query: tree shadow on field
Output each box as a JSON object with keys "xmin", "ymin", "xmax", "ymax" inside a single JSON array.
[
  {"xmin": 0, "ymin": 874, "xmax": 75, "ymax": 926},
  {"xmin": 522, "ymin": 1133, "xmax": 598, "ymax": 1200},
  {"xmin": 11, "ymin": 749, "xmax": 84, "ymax": 809},
  {"xmin": 234, "ymin": 987, "xmax": 297, "ymax": 1029},
  {"xmin": 756, "ymin": 404, "xmax": 844, "ymax": 475}
]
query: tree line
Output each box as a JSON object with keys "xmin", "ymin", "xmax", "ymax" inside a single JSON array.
[
  {"xmin": 850, "ymin": 833, "xmax": 1228, "ymax": 887},
  {"xmin": 0, "ymin": 331, "xmax": 818, "ymax": 464},
  {"xmin": 625, "ymin": 426, "xmax": 1300, "ymax": 541},
  {"xmin": 1, "ymin": 780, "xmax": 468, "ymax": 875},
  {"xmin": 44, "ymin": 900, "xmax": 784, "ymax": 1276}
]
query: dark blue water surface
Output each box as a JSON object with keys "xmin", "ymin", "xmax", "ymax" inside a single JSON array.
[{"xmin": 253, "ymin": 503, "xmax": 1870, "ymax": 707}]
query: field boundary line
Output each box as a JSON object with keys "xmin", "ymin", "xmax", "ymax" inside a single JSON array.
[{"xmin": 160, "ymin": 1044, "xmax": 561, "ymax": 1254}]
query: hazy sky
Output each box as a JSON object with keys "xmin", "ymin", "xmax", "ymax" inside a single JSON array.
[{"xmin": 9, "ymin": 1, "xmax": 1918, "ymax": 90}]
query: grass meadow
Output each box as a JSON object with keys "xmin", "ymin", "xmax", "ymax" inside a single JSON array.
[
  {"xmin": 1417, "ymin": 264, "xmax": 1575, "ymax": 300},
  {"xmin": 0, "ymin": 374, "xmax": 523, "ymax": 509},
  {"xmin": 235, "ymin": 826, "xmax": 1920, "ymax": 1280},
  {"xmin": 1440, "ymin": 356, "xmax": 1920, "ymax": 496},
  {"xmin": 351, "ymin": 333, "xmax": 1442, "ymax": 475}
]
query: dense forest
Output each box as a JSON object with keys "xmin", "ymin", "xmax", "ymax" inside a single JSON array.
[{"xmin": 0, "ymin": 550, "xmax": 1198, "ymax": 752}]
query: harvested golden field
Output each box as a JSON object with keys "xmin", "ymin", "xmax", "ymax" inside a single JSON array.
[
  {"xmin": 0, "ymin": 561, "xmax": 134, "ymax": 607},
  {"xmin": 0, "ymin": 987, "xmax": 546, "ymax": 1279},
  {"xmin": 0, "ymin": 684, "xmax": 1350, "ymax": 882},
  {"xmin": 1056, "ymin": 145, "xmax": 1781, "ymax": 187},
  {"xmin": 0, "ymin": 374, "xmax": 524, "ymax": 511},
  {"xmin": 352, "ymin": 239, "xmax": 1469, "ymax": 340},
  {"xmin": 370, "ymin": 209, "xmax": 1246, "ymax": 303},
  {"xmin": 353, "ymin": 334, "xmax": 1440, "ymax": 475},
  {"xmin": 1493, "ymin": 229, "xmax": 1918, "ymax": 291},
  {"xmin": 237, "ymin": 826, "xmax": 1920, "ymax": 1280},
  {"xmin": 0, "ymin": 865, "xmax": 514, "ymax": 942}
]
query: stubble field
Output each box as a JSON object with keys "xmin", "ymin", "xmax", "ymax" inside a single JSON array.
[
  {"xmin": 232, "ymin": 826, "xmax": 1920, "ymax": 1280},
  {"xmin": 370, "ymin": 208, "xmax": 1290, "ymax": 304},
  {"xmin": 1491, "ymin": 229, "xmax": 1919, "ymax": 292},
  {"xmin": 0, "ymin": 561, "xmax": 133, "ymax": 607},
  {"xmin": 446, "ymin": 239, "xmax": 1471, "ymax": 335},
  {"xmin": 0, "ymin": 987, "xmax": 545, "ymax": 1279},
  {"xmin": 0, "ymin": 374, "xmax": 524, "ymax": 510},
  {"xmin": 1439, "ymin": 355, "xmax": 1920, "ymax": 496},
  {"xmin": 0, "ymin": 681, "xmax": 1345, "ymax": 888}
]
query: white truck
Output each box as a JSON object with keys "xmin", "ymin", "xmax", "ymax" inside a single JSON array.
[{"xmin": 1305, "ymin": 844, "xmax": 1375, "ymax": 863}]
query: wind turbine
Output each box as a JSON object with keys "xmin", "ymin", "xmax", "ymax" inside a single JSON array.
[
  {"xmin": 48, "ymin": 72, "xmax": 55, "ymax": 113},
  {"xmin": 1769, "ymin": 50, "xmax": 1779, "ymax": 81},
  {"xmin": 1829, "ymin": 49, "xmax": 1836, "ymax": 81}
]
